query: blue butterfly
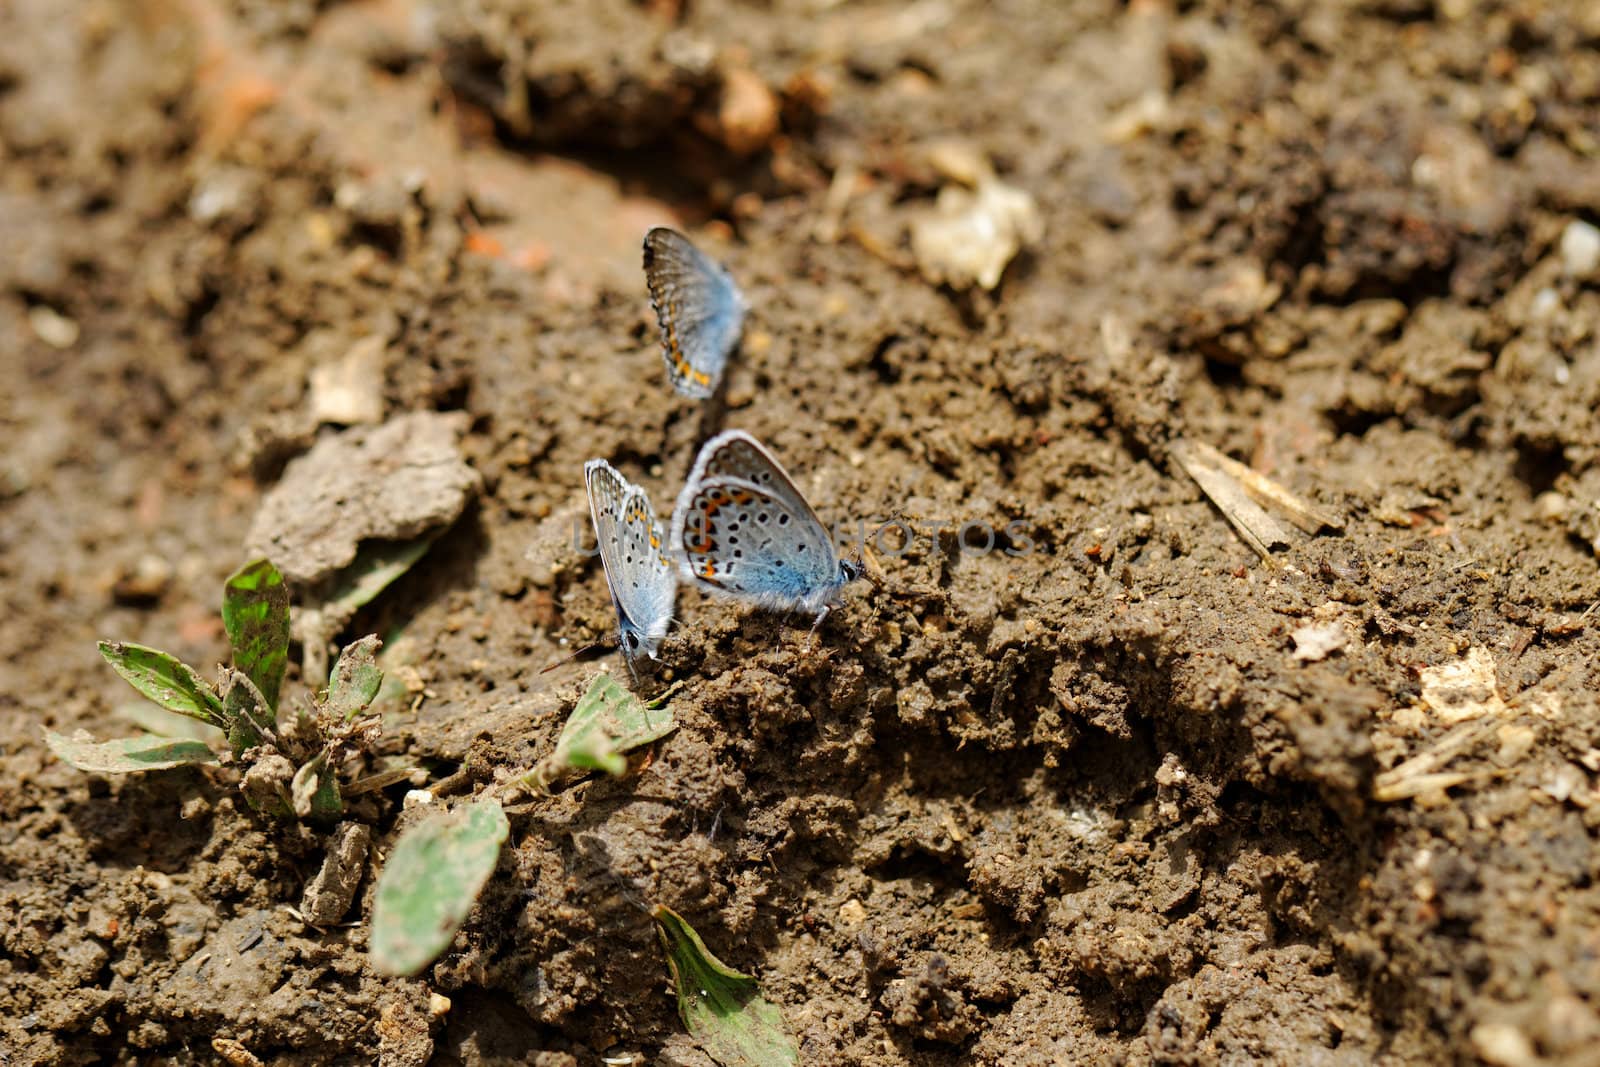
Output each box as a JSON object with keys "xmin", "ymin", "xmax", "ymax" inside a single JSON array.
[
  {"xmin": 670, "ymin": 431, "xmax": 860, "ymax": 628},
  {"xmin": 585, "ymin": 460, "xmax": 678, "ymax": 678},
  {"xmin": 643, "ymin": 227, "xmax": 746, "ymax": 399}
]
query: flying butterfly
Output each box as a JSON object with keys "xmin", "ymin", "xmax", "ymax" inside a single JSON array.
[{"xmin": 643, "ymin": 227, "xmax": 746, "ymax": 399}]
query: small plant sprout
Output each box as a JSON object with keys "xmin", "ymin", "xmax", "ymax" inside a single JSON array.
[
  {"xmin": 48, "ymin": 558, "xmax": 399, "ymax": 822},
  {"xmin": 653, "ymin": 904, "xmax": 799, "ymax": 1067},
  {"xmin": 525, "ymin": 672, "xmax": 681, "ymax": 791},
  {"xmin": 367, "ymin": 672, "xmax": 682, "ymax": 976}
]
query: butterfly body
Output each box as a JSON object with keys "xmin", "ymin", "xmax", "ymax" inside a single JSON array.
[{"xmin": 643, "ymin": 227, "xmax": 746, "ymax": 399}]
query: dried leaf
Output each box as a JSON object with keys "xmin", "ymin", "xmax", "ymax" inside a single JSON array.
[
  {"xmin": 344, "ymin": 764, "xmax": 418, "ymax": 796},
  {"xmin": 1170, "ymin": 440, "xmax": 1289, "ymax": 563},
  {"xmin": 1183, "ymin": 439, "xmax": 1344, "ymax": 534}
]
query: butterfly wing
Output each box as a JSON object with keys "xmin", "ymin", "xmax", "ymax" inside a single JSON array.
[
  {"xmin": 585, "ymin": 460, "xmax": 677, "ymax": 666},
  {"xmin": 685, "ymin": 429, "xmax": 831, "ymax": 533},
  {"xmin": 674, "ymin": 472, "xmax": 844, "ymax": 613},
  {"xmin": 643, "ymin": 228, "xmax": 745, "ymax": 399},
  {"xmin": 615, "ymin": 484, "xmax": 677, "ymax": 650}
]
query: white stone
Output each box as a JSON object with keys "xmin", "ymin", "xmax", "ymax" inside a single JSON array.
[{"xmin": 1559, "ymin": 219, "xmax": 1600, "ymax": 279}]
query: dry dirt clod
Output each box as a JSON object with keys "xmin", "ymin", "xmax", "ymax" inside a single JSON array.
[
  {"xmin": 212, "ymin": 1037, "xmax": 266, "ymax": 1067},
  {"xmin": 1292, "ymin": 621, "xmax": 1348, "ymax": 662},
  {"xmin": 300, "ymin": 822, "xmax": 373, "ymax": 925},
  {"xmin": 1419, "ymin": 646, "xmax": 1508, "ymax": 724},
  {"xmin": 308, "ymin": 333, "xmax": 387, "ymax": 427},
  {"xmin": 245, "ymin": 411, "xmax": 479, "ymax": 587},
  {"xmin": 376, "ymin": 993, "xmax": 437, "ymax": 1067}
]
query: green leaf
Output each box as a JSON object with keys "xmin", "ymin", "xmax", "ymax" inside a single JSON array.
[
  {"xmin": 326, "ymin": 635, "xmax": 383, "ymax": 719},
  {"xmin": 370, "ymin": 798, "xmax": 509, "ymax": 977},
  {"xmin": 222, "ymin": 559, "xmax": 291, "ymax": 711},
  {"xmin": 531, "ymin": 672, "xmax": 677, "ymax": 789},
  {"xmin": 98, "ymin": 641, "xmax": 224, "ymax": 726},
  {"xmin": 45, "ymin": 730, "xmax": 217, "ymax": 774},
  {"xmin": 324, "ymin": 538, "xmax": 432, "ymax": 617},
  {"xmin": 652, "ymin": 905, "xmax": 799, "ymax": 1067},
  {"xmin": 291, "ymin": 751, "xmax": 342, "ymax": 821},
  {"xmin": 219, "ymin": 669, "xmax": 275, "ymax": 756}
]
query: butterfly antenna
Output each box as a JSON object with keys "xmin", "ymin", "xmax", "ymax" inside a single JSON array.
[{"xmin": 538, "ymin": 640, "xmax": 611, "ymax": 675}]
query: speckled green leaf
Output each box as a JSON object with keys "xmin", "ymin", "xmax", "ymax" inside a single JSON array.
[
  {"xmin": 98, "ymin": 641, "xmax": 224, "ymax": 726},
  {"xmin": 219, "ymin": 669, "xmax": 275, "ymax": 756},
  {"xmin": 222, "ymin": 559, "xmax": 291, "ymax": 711},
  {"xmin": 371, "ymin": 798, "xmax": 509, "ymax": 977},
  {"xmin": 45, "ymin": 730, "xmax": 217, "ymax": 773},
  {"xmin": 653, "ymin": 905, "xmax": 798, "ymax": 1067},
  {"xmin": 324, "ymin": 537, "xmax": 432, "ymax": 617},
  {"xmin": 326, "ymin": 635, "xmax": 383, "ymax": 720},
  {"xmin": 532, "ymin": 672, "xmax": 677, "ymax": 788}
]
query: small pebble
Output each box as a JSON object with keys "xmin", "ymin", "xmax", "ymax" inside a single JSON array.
[
  {"xmin": 1528, "ymin": 287, "xmax": 1561, "ymax": 320},
  {"xmin": 1534, "ymin": 491, "xmax": 1571, "ymax": 523},
  {"xmin": 1559, "ymin": 219, "xmax": 1600, "ymax": 279},
  {"xmin": 28, "ymin": 305, "xmax": 79, "ymax": 349},
  {"xmin": 717, "ymin": 67, "xmax": 778, "ymax": 156},
  {"xmin": 1472, "ymin": 1021, "xmax": 1537, "ymax": 1067}
]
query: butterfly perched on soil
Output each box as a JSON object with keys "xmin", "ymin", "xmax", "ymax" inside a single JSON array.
[
  {"xmin": 671, "ymin": 431, "xmax": 860, "ymax": 629},
  {"xmin": 584, "ymin": 459, "xmax": 677, "ymax": 678}
]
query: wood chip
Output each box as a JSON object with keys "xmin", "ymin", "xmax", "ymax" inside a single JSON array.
[
  {"xmin": 1373, "ymin": 718, "xmax": 1498, "ymax": 802},
  {"xmin": 1170, "ymin": 439, "xmax": 1291, "ymax": 563},
  {"xmin": 1184, "ymin": 439, "xmax": 1344, "ymax": 533}
]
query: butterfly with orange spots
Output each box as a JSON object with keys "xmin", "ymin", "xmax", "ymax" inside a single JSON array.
[
  {"xmin": 584, "ymin": 459, "xmax": 678, "ymax": 680},
  {"xmin": 670, "ymin": 431, "xmax": 860, "ymax": 630},
  {"xmin": 643, "ymin": 227, "xmax": 746, "ymax": 399}
]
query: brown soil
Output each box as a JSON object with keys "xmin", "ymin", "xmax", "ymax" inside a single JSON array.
[{"xmin": 5, "ymin": 1, "xmax": 1600, "ymax": 1065}]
